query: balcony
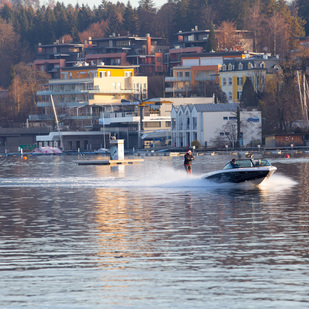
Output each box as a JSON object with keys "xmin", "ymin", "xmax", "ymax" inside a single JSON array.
[
  {"xmin": 165, "ymin": 77, "xmax": 191, "ymax": 82},
  {"xmin": 165, "ymin": 87, "xmax": 192, "ymax": 93},
  {"xmin": 195, "ymin": 75, "xmax": 216, "ymax": 82},
  {"xmin": 37, "ymin": 100, "xmax": 89, "ymax": 108}
]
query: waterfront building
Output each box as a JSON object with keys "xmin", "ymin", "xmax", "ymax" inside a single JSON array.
[
  {"xmin": 219, "ymin": 54, "xmax": 281, "ymax": 103},
  {"xmin": 98, "ymin": 97, "xmax": 215, "ymax": 149},
  {"xmin": 171, "ymin": 103, "xmax": 261, "ymax": 148},
  {"xmin": 33, "ymin": 64, "xmax": 148, "ymax": 130},
  {"xmin": 35, "ymin": 131, "xmax": 109, "ymax": 152}
]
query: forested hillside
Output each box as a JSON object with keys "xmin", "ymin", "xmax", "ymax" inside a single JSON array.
[
  {"xmin": 0, "ymin": 0, "xmax": 307, "ymax": 81},
  {"xmin": 0, "ymin": 0, "xmax": 308, "ymax": 132}
]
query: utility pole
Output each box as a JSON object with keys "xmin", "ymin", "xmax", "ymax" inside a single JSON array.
[{"xmin": 237, "ymin": 106, "xmax": 241, "ymax": 147}]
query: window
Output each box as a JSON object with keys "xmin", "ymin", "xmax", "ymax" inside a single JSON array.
[
  {"xmin": 125, "ymin": 71, "xmax": 132, "ymax": 77},
  {"xmin": 223, "ymin": 77, "xmax": 226, "ymax": 86},
  {"xmin": 100, "ymin": 71, "xmax": 107, "ymax": 77},
  {"xmin": 222, "ymin": 64, "xmax": 227, "ymax": 71},
  {"xmin": 228, "ymin": 63, "xmax": 233, "ymax": 70},
  {"xmin": 172, "ymin": 118, "xmax": 176, "ymax": 130},
  {"xmin": 156, "ymin": 57, "xmax": 162, "ymax": 62},
  {"xmin": 144, "ymin": 122, "xmax": 161, "ymax": 128},
  {"xmin": 237, "ymin": 91, "xmax": 242, "ymax": 100},
  {"xmin": 228, "ymin": 92, "xmax": 232, "ymax": 101},
  {"xmin": 238, "ymin": 63, "xmax": 243, "ymax": 70},
  {"xmin": 228, "ymin": 77, "xmax": 232, "ymax": 85},
  {"xmin": 185, "ymin": 72, "xmax": 190, "ymax": 77},
  {"xmin": 260, "ymin": 62, "xmax": 265, "ymax": 69},
  {"xmin": 229, "ymin": 116, "xmax": 237, "ymax": 120},
  {"xmin": 237, "ymin": 76, "xmax": 243, "ymax": 86},
  {"xmin": 248, "ymin": 62, "xmax": 253, "ymax": 69},
  {"xmin": 223, "ymin": 117, "xmax": 228, "ymax": 120}
]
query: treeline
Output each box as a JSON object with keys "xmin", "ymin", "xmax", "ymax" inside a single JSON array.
[{"xmin": 0, "ymin": 0, "xmax": 307, "ymax": 53}]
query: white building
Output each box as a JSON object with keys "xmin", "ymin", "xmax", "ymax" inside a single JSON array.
[{"xmin": 171, "ymin": 103, "xmax": 262, "ymax": 148}]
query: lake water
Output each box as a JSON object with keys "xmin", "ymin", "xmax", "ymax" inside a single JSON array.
[{"xmin": 1, "ymin": 153, "xmax": 309, "ymax": 308}]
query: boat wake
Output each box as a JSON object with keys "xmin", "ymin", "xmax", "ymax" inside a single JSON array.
[{"xmin": 0, "ymin": 167, "xmax": 297, "ymax": 191}]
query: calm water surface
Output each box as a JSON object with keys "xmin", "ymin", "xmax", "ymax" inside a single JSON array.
[{"xmin": 0, "ymin": 154, "xmax": 309, "ymax": 308}]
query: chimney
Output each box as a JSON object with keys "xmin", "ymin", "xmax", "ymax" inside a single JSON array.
[{"xmin": 147, "ymin": 33, "xmax": 151, "ymax": 55}]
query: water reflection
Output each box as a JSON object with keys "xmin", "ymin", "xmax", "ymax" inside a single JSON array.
[{"xmin": 1, "ymin": 155, "xmax": 309, "ymax": 307}]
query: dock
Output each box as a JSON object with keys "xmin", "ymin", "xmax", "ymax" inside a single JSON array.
[{"xmin": 74, "ymin": 159, "xmax": 144, "ymax": 165}]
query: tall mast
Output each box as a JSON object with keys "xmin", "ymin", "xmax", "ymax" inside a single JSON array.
[{"xmin": 50, "ymin": 95, "xmax": 64, "ymax": 150}]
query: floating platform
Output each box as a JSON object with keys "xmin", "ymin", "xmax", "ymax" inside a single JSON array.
[{"xmin": 74, "ymin": 159, "xmax": 144, "ymax": 166}]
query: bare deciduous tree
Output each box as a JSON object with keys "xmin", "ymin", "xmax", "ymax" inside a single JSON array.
[{"xmin": 216, "ymin": 21, "xmax": 239, "ymax": 51}]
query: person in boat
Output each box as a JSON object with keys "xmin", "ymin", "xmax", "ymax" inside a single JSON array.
[
  {"xmin": 184, "ymin": 150, "xmax": 195, "ymax": 174},
  {"xmin": 231, "ymin": 158, "xmax": 239, "ymax": 168}
]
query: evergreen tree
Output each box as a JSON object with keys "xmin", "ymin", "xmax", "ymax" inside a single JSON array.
[
  {"xmin": 43, "ymin": 7, "xmax": 57, "ymax": 44},
  {"xmin": 240, "ymin": 77, "xmax": 258, "ymax": 108},
  {"xmin": 54, "ymin": 3, "xmax": 70, "ymax": 39},
  {"xmin": 137, "ymin": 0, "xmax": 156, "ymax": 36},
  {"xmin": 0, "ymin": 4, "xmax": 14, "ymax": 23},
  {"xmin": 298, "ymin": 0, "xmax": 309, "ymax": 35},
  {"xmin": 123, "ymin": 1, "xmax": 137, "ymax": 35},
  {"xmin": 77, "ymin": 4, "xmax": 94, "ymax": 32},
  {"xmin": 107, "ymin": 6, "xmax": 122, "ymax": 35},
  {"xmin": 206, "ymin": 21, "xmax": 216, "ymax": 52}
]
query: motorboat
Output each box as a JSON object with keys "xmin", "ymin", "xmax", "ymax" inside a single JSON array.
[{"xmin": 203, "ymin": 158, "xmax": 277, "ymax": 185}]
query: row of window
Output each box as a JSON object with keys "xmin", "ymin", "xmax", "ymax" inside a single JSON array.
[
  {"xmin": 222, "ymin": 76, "xmax": 243, "ymax": 86},
  {"xmin": 222, "ymin": 62, "xmax": 265, "ymax": 71},
  {"xmin": 176, "ymin": 72, "xmax": 191, "ymax": 77}
]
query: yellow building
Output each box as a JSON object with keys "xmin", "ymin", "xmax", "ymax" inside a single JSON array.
[
  {"xmin": 37, "ymin": 64, "xmax": 147, "ymax": 107},
  {"xmin": 219, "ymin": 54, "xmax": 281, "ymax": 103},
  {"xmin": 165, "ymin": 51, "xmax": 247, "ymax": 97},
  {"xmin": 34, "ymin": 64, "xmax": 148, "ymax": 129}
]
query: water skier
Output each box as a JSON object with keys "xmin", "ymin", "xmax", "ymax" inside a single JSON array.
[{"xmin": 184, "ymin": 150, "xmax": 195, "ymax": 174}]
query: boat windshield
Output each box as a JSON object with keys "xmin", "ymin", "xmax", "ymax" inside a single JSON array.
[{"xmin": 223, "ymin": 159, "xmax": 271, "ymax": 170}]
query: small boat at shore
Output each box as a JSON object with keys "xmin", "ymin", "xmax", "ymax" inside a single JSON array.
[{"xmin": 203, "ymin": 158, "xmax": 277, "ymax": 186}]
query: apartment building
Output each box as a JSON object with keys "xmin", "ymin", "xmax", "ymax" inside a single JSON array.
[
  {"xmin": 85, "ymin": 34, "xmax": 169, "ymax": 76},
  {"xmin": 33, "ymin": 64, "xmax": 148, "ymax": 129},
  {"xmin": 171, "ymin": 103, "xmax": 261, "ymax": 148},
  {"xmin": 219, "ymin": 54, "xmax": 281, "ymax": 103},
  {"xmin": 165, "ymin": 51, "xmax": 248, "ymax": 98},
  {"xmin": 33, "ymin": 41, "xmax": 85, "ymax": 79}
]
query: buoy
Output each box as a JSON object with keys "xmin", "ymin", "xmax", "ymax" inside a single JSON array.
[
  {"xmin": 23, "ymin": 156, "xmax": 27, "ymax": 160},
  {"xmin": 285, "ymin": 154, "xmax": 290, "ymax": 158}
]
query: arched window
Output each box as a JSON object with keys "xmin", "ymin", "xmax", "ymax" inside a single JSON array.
[
  {"xmin": 228, "ymin": 92, "xmax": 232, "ymax": 101},
  {"xmin": 260, "ymin": 62, "xmax": 265, "ymax": 69},
  {"xmin": 238, "ymin": 63, "xmax": 243, "ymax": 70},
  {"xmin": 248, "ymin": 62, "xmax": 253, "ymax": 69},
  {"xmin": 222, "ymin": 64, "xmax": 227, "ymax": 71},
  {"xmin": 223, "ymin": 77, "xmax": 227, "ymax": 86},
  {"xmin": 228, "ymin": 77, "xmax": 232, "ymax": 85},
  {"xmin": 228, "ymin": 63, "xmax": 233, "ymax": 71}
]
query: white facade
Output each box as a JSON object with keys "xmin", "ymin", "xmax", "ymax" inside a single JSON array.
[{"xmin": 171, "ymin": 103, "xmax": 262, "ymax": 148}]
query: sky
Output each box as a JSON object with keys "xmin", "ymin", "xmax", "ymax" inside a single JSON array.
[{"xmin": 59, "ymin": 0, "xmax": 167, "ymax": 9}]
